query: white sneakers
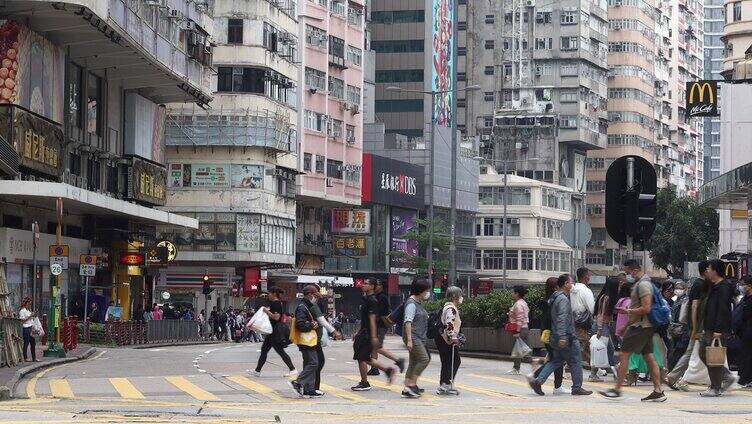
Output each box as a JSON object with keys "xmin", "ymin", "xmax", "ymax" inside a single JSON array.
[
  {"xmin": 553, "ymin": 387, "xmax": 571, "ymax": 395},
  {"xmin": 505, "ymin": 369, "xmax": 521, "ymax": 375},
  {"xmin": 284, "ymin": 368, "xmax": 299, "ymax": 378}
]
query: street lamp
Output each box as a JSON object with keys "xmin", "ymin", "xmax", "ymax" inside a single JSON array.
[
  {"xmin": 474, "ymin": 155, "xmax": 539, "ymax": 288},
  {"xmin": 386, "ymin": 85, "xmax": 480, "ymax": 286}
]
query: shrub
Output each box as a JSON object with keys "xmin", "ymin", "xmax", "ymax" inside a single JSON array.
[{"xmin": 425, "ymin": 286, "xmax": 546, "ymax": 328}]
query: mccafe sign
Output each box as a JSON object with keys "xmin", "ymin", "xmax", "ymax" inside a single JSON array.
[
  {"xmin": 686, "ymin": 81, "xmax": 719, "ymax": 117},
  {"xmin": 362, "ymin": 154, "xmax": 424, "ymax": 210}
]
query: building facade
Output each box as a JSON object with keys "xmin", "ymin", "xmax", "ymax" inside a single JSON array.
[
  {"xmin": 295, "ymin": 0, "xmax": 366, "ymax": 274},
  {"xmin": 704, "ymin": 0, "xmax": 725, "ymax": 182},
  {"xmin": 162, "ymin": 0, "xmax": 299, "ymax": 310},
  {"xmin": 0, "ymin": 0, "xmax": 213, "ymax": 318},
  {"xmin": 722, "ymin": 0, "xmax": 752, "ymax": 76},
  {"xmin": 475, "ymin": 168, "xmax": 575, "ymax": 286}
]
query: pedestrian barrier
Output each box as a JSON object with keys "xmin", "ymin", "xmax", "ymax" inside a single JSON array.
[
  {"xmin": 77, "ymin": 319, "xmax": 199, "ymax": 346},
  {"xmin": 62, "ymin": 316, "xmax": 78, "ymax": 352},
  {"xmin": 339, "ymin": 322, "xmax": 359, "ymax": 339},
  {"xmin": 0, "ymin": 317, "xmax": 23, "ymax": 367}
]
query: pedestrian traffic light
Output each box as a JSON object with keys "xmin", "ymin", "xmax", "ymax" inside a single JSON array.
[
  {"xmin": 605, "ymin": 155, "xmax": 657, "ymax": 246},
  {"xmin": 202, "ymin": 273, "xmax": 214, "ymax": 295}
]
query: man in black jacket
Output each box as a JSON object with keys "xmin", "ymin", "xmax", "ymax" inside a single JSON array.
[
  {"xmin": 734, "ymin": 276, "xmax": 752, "ymax": 387},
  {"xmin": 698, "ymin": 259, "xmax": 737, "ymax": 397}
]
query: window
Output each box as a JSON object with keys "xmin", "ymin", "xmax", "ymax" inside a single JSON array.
[
  {"xmin": 733, "ymin": 1, "xmax": 742, "ymax": 22},
  {"xmin": 484, "ymin": 40, "xmax": 495, "ymax": 50},
  {"xmin": 348, "ymin": 4, "xmax": 363, "ymax": 26},
  {"xmin": 484, "ymin": 66, "xmax": 494, "ymax": 75},
  {"xmin": 478, "ymin": 186, "xmax": 531, "ymax": 205},
  {"xmin": 68, "ymin": 63, "xmax": 83, "ymax": 129},
  {"xmin": 328, "ymin": 76, "xmax": 344, "ymax": 98},
  {"xmin": 372, "ymin": 40, "xmax": 424, "ymax": 53},
  {"xmin": 542, "ymin": 188, "xmax": 571, "ymax": 211},
  {"xmin": 305, "ymin": 24, "xmax": 327, "ymax": 48},
  {"xmin": 559, "ymin": 115, "xmax": 578, "ymax": 128},
  {"xmin": 560, "ymin": 36, "xmax": 578, "ymax": 51},
  {"xmin": 371, "ymin": 10, "xmax": 425, "ymax": 24},
  {"xmin": 87, "ymin": 73, "xmax": 102, "ymax": 135},
  {"xmin": 330, "ymin": 0, "xmax": 346, "ymax": 16},
  {"xmin": 540, "ymin": 218, "xmax": 563, "ymax": 239},
  {"xmin": 345, "ymin": 164, "xmax": 361, "ymax": 184},
  {"xmin": 303, "ymin": 153, "xmax": 312, "ymax": 171},
  {"xmin": 458, "ymin": 21, "xmax": 467, "ymax": 30},
  {"xmin": 329, "ymin": 36, "xmax": 345, "ymax": 67},
  {"xmin": 485, "ymin": 14, "xmax": 495, "ymax": 24},
  {"xmin": 535, "ymin": 37, "xmax": 552, "ymax": 50},
  {"xmin": 561, "ymin": 11, "xmax": 577, "ymax": 24},
  {"xmin": 263, "ymin": 22, "xmax": 278, "ymax": 52},
  {"xmin": 457, "ymin": 72, "xmax": 466, "ymax": 81},
  {"xmin": 328, "ymin": 119, "xmax": 343, "ymax": 138},
  {"xmin": 346, "ymin": 45, "xmax": 362, "ymax": 66},
  {"xmin": 536, "ymin": 11, "xmax": 552, "ymax": 23},
  {"xmin": 305, "ymin": 67, "xmax": 326, "ymax": 90},
  {"xmin": 586, "ymin": 180, "xmax": 606, "ymax": 192},
  {"xmin": 375, "ymin": 69, "xmax": 424, "ymax": 83},
  {"xmin": 503, "ymin": 63, "xmax": 512, "ymax": 76},
  {"xmin": 315, "ymin": 155, "xmax": 325, "ymax": 173},
  {"xmin": 218, "ymin": 66, "xmax": 267, "ymax": 93},
  {"xmin": 227, "ymin": 18, "xmax": 243, "ymax": 43},
  {"xmin": 327, "ymin": 159, "xmax": 343, "ymax": 179},
  {"xmin": 560, "ymin": 90, "xmax": 578, "ymax": 102},
  {"xmin": 304, "ymin": 110, "xmax": 327, "ymax": 132},
  {"xmin": 458, "ymin": 46, "xmax": 467, "ymax": 55},
  {"xmin": 482, "ymin": 250, "xmax": 518, "ymax": 270},
  {"xmin": 521, "ymin": 250, "xmax": 534, "ymax": 270},
  {"xmin": 586, "ymin": 204, "xmax": 605, "ymax": 216},
  {"xmin": 347, "ymin": 85, "xmax": 361, "ymax": 105},
  {"xmin": 484, "ymin": 91, "xmax": 494, "ymax": 102},
  {"xmin": 346, "ymin": 124, "xmax": 356, "ymax": 144}
]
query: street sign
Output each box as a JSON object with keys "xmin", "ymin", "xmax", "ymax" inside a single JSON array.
[
  {"xmin": 156, "ymin": 240, "xmax": 178, "ymax": 262},
  {"xmin": 50, "ymin": 263, "xmax": 62, "ymax": 276},
  {"xmin": 80, "ymin": 254, "xmax": 97, "ymax": 276},
  {"xmin": 562, "ymin": 219, "xmax": 592, "ymax": 249},
  {"xmin": 49, "ymin": 244, "xmax": 70, "ymax": 269}
]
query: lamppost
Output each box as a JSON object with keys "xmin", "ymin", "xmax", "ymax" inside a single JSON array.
[
  {"xmin": 474, "ymin": 156, "xmax": 539, "ymax": 288},
  {"xmin": 386, "ymin": 85, "xmax": 480, "ymax": 285}
]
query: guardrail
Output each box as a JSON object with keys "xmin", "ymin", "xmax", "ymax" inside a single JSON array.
[
  {"xmin": 78, "ymin": 319, "xmax": 200, "ymax": 346},
  {"xmin": 146, "ymin": 320, "xmax": 200, "ymax": 344},
  {"xmin": 0, "ymin": 317, "xmax": 23, "ymax": 367}
]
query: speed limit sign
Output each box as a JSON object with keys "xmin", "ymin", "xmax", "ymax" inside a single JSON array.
[{"xmin": 50, "ymin": 263, "xmax": 63, "ymax": 276}]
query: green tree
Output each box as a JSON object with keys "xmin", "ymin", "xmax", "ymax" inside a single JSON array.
[
  {"xmin": 646, "ymin": 188, "xmax": 719, "ymax": 278},
  {"xmin": 390, "ymin": 216, "xmax": 450, "ymax": 277}
]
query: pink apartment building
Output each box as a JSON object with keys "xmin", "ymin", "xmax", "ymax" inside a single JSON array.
[{"xmin": 296, "ymin": 0, "xmax": 365, "ymax": 271}]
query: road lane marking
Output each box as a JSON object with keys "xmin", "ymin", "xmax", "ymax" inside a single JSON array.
[
  {"xmin": 165, "ymin": 376, "xmax": 219, "ymax": 401},
  {"xmin": 420, "ymin": 376, "xmax": 517, "ymax": 398},
  {"xmin": 109, "ymin": 377, "xmax": 144, "ymax": 399},
  {"xmin": 25, "ymin": 350, "xmax": 106, "ymax": 399},
  {"xmin": 318, "ymin": 383, "xmax": 370, "ymax": 402},
  {"xmin": 48, "ymin": 379, "xmax": 74, "ymax": 399},
  {"xmin": 340, "ymin": 375, "xmax": 440, "ymax": 400},
  {"xmin": 226, "ymin": 375, "xmax": 284, "ymax": 401},
  {"xmin": 470, "ymin": 374, "xmax": 531, "ymax": 389}
]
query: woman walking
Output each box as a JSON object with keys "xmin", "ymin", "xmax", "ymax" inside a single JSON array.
[
  {"xmin": 19, "ymin": 297, "xmax": 39, "ymax": 362},
  {"xmin": 402, "ymin": 278, "xmax": 432, "ymax": 398},
  {"xmin": 254, "ymin": 288, "xmax": 297, "ymax": 377},
  {"xmin": 506, "ymin": 285, "xmax": 531, "ymax": 375},
  {"xmin": 531, "ymin": 277, "xmax": 567, "ymax": 394},
  {"xmin": 590, "ymin": 276, "xmax": 619, "ymax": 381},
  {"xmin": 436, "ymin": 286, "xmax": 463, "ymax": 395}
]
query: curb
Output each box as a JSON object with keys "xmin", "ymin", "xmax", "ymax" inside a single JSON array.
[
  {"xmin": 131, "ymin": 340, "xmax": 221, "ymax": 349},
  {"xmin": 0, "ymin": 346, "xmax": 97, "ymax": 401}
]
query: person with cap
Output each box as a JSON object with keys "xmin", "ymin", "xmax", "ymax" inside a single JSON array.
[{"xmin": 290, "ymin": 285, "xmax": 322, "ymax": 397}]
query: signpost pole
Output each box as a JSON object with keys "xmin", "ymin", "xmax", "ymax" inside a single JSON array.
[
  {"xmin": 31, "ymin": 221, "xmax": 38, "ymax": 310},
  {"xmin": 83, "ymin": 276, "xmax": 90, "ymax": 323},
  {"xmin": 45, "ymin": 198, "xmax": 65, "ymax": 357}
]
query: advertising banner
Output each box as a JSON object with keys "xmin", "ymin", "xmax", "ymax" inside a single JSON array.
[
  {"xmin": 190, "ymin": 164, "xmax": 229, "ymax": 187},
  {"xmin": 362, "ymin": 154, "xmax": 424, "ymax": 209},
  {"xmin": 231, "ymin": 164, "xmax": 264, "ymax": 189},
  {"xmin": 686, "ymin": 80, "xmax": 719, "ymax": 117},
  {"xmin": 390, "ymin": 207, "xmax": 419, "ymax": 269},
  {"xmin": 431, "ymin": 0, "xmax": 454, "ymax": 127},
  {"xmin": 236, "ymin": 213, "xmax": 261, "ymax": 252},
  {"xmin": 331, "ymin": 209, "xmax": 370, "ymax": 234},
  {"xmin": 333, "ymin": 235, "xmax": 368, "ymax": 257}
]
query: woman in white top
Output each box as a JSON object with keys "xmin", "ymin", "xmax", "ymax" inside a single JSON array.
[
  {"xmin": 19, "ymin": 297, "xmax": 39, "ymax": 362},
  {"xmin": 436, "ymin": 286, "xmax": 463, "ymax": 395}
]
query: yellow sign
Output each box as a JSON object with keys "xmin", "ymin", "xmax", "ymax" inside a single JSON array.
[
  {"xmin": 724, "ymin": 262, "xmax": 737, "ymax": 279},
  {"xmin": 49, "ymin": 245, "xmax": 69, "ymax": 257},
  {"xmin": 688, "ymin": 82, "xmax": 715, "ymax": 104},
  {"xmin": 731, "ymin": 209, "xmax": 748, "ymax": 219},
  {"xmin": 686, "ymin": 81, "xmax": 719, "ymax": 117}
]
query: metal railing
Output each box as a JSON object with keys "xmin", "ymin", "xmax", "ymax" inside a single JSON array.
[
  {"xmin": 0, "ymin": 317, "xmax": 23, "ymax": 367},
  {"xmin": 146, "ymin": 320, "xmax": 200, "ymax": 344},
  {"xmin": 78, "ymin": 319, "xmax": 200, "ymax": 346}
]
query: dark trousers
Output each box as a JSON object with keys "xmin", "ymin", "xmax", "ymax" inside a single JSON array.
[
  {"xmin": 699, "ymin": 333, "xmax": 731, "ymax": 390},
  {"xmin": 315, "ymin": 344, "xmax": 325, "ymax": 390},
  {"xmin": 436, "ymin": 336, "xmax": 461, "ymax": 385},
  {"xmin": 738, "ymin": 337, "xmax": 752, "ymax": 385},
  {"xmin": 255, "ymin": 335, "xmax": 295, "ymax": 372},
  {"xmin": 533, "ymin": 343, "xmax": 564, "ymax": 389},
  {"xmin": 22, "ymin": 327, "xmax": 36, "ymax": 361},
  {"xmin": 296, "ymin": 346, "xmax": 319, "ymax": 393}
]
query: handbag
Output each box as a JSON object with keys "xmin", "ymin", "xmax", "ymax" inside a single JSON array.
[
  {"xmin": 289, "ymin": 307, "xmax": 318, "ymax": 348},
  {"xmin": 504, "ymin": 322, "xmax": 519, "ymax": 333},
  {"xmin": 705, "ymin": 337, "xmax": 727, "ymax": 367},
  {"xmin": 540, "ymin": 329, "xmax": 551, "ymax": 345}
]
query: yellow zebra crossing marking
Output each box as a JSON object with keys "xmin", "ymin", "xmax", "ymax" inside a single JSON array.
[
  {"xmin": 165, "ymin": 376, "xmax": 219, "ymax": 401},
  {"xmin": 109, "ymin": 378, "xmax": 144, "ymax": 399},
  {"xmin": 420, "ymin": 376, "xmax": 517, "ymax": 398},
  {"xmin": 49, "ymin": 379, "xmax": 74, "ymax": 399},
  {"xmin": 340, "ymin": 375, "xmax": 440, "ymax": 400},
  {"xmin": 318, "ymin": 383, "xmax": 370, "ymax": 402},
  {"xmin": 226, "ymin": 375, "xmax": 284, "ymax": 401}
]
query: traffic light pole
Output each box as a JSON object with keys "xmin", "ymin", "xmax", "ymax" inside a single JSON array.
[{"xmin": 626, "ymin": 157, "xmax": 635, "ymax": 258}]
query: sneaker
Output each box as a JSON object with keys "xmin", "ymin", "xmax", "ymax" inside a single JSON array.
[
  {"xmin": 288, "ymin": 380, "xmax": 303, "ymax": 396},
  {"xmin": 284, "ymin": 368, "xmax": 299, "ymax": 378},
  {"xmin": 505, "ymin": 369, "xmax": 521, "ymax": 375},
  {"xmin": 303, "ymin": 391, "xmax": 324, "ymax": 398},
  {"xmin": 385, "ymin": 367, "xmax": 397, "ymax": 385},
  {"xmin": 597, "ymin": 369, "xmax": 608, "ymax": 377},
  {"xmin": 315, "ymin": 390, "xmax": 326, "ymax": 396},
  {"xmin": 528, "ymin": 379, "xmax": 545, "ymax": 396},
  {"xmin": 251, "ymin": 370, "xmax": 261, "ymax": 377},
  {"xmin": 641, "ymin": 391, "xmax": 667, "ymax": 402},
  {"xmin": 395, "ymin": 358, "xmax": 406, "ymax": 374},
  {"xmin": 571, "ymin": 387, "xmax": 593, "ymax": 396},
  {"xmin": 367, "ymin": 367, "xmax": 380, "ymax": 376},
  {"xmin": 598, "ymin": 388, "xmax": 622, "ymax": 400},
  {"xmin": 436, "ymin": 384, "xmax": 451, "ymax": 395},
  {"xmin": 401, "ymin": 386, "xmax": 421, "ymax": 398},
  {"xmin": 699, "ymin": 387, "xmax": 722, "ymax": 397},
  {"xmin": 722, "ymin": 375, "xmax": 738, "ymax": 392},
  {"xmin": 588, "ymin": 375, "xmax": 603, "ymax": 382},
  {"xmin": 412, "ymin": 385, "xmax": 425, "ymax": 393},
  {"xmin": 552, "ymin": 387, "xmax": 571, "ymax": 395},
  {"xmin": 351, "ymin": 381, "xmax": 372, "ymax": 392}
]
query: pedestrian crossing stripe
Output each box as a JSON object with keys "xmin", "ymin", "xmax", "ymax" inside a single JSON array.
[
  {"xmin": 48, "ymin": 379, "xmax": 74, "ymax": 399},
  {"xmin": 340, "ymin": 375, "xmax": 441, "ymax": 400},
  {"xmin": 226, "ymin": 375, "xmax": 285, "ymax": 402},
  {"xmin": 420, "ymin": 376, "xmax": 517, "ymax": 398},
  {"xmin": 318, "ymin": 383, "xmax": 370, "ymax": 402},
  {"xmin": 165, "ymin": 376, "xmax": 220, "ymax": 401},
  {"xmin": 109, "ymin": 378, "xmax": 144, "ymax": 399}
]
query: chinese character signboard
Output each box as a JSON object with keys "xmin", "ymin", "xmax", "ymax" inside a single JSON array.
[
  {"xmin": 128, "ymin": 156, "xmax": 167, "ymax": 205},
  {"xmin": 333, "ymin": 236, "xmax": 367, "ymax": 257},
  {"xmin": 0, "ymin": 105, "xmax": 64, "ymax": 177},
  {"xmin": 686, "ymin": 80, "xmax": 719, "ymax": 117},
  {"xmin": 362, "ymin": 154, "xmax": 424, "ymax": 209},
  {"xmin": 331, "ymin": 209, "xmax": 370, "ymax": 234}
]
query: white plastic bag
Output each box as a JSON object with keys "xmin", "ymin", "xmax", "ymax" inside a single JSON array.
[
  {"xmin": 31, "ymin": 317, "xmax": 45, "ymax": 338},
  {"xmin": 589, "ymin": 335, "xmax": 610, "ymax": 368},
  {"xmin": 511, "ymin": 337, "xmax": 532, "ymax": 358},
  {"xmin": 683, "ymin": 341, "xmax": 710, "ymax": 385},
  {"xmin": 248, "ymin": 309, "xmax": 273, "ymax": 335},
  {"xmin": 320, "ymin": 326, "xmax": 330, "ymax": 347}
]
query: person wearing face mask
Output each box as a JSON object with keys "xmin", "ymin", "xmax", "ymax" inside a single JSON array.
[
  {"xmin": 733, "ymin": 276, "xmax": 752, "ymax": 387},
  {"xmin": 436, "ymin": 286, "xmax": 464, "ymax": 395},
  {"xmin": 401, "ymin": 278, "xmax": 432, "ymax": 398},
  {"xmin": 290, "ymin": 285, "xmax": 322, "ymax": 398},
  {"xmin": 506, "ymin": 285, "xmax": 531, "ymax": 375}
]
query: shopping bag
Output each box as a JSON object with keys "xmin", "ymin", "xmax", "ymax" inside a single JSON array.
[
  {"xmin": 504, "ymin": 322, "xmax": 519, "ymax": 333},
  {"xmin": 589, "ymin": 335, "xmax": 610, "ymax": 368},
  {"xmin": 320, "ymin": 326, "xmax": 330, "ymax": 347},
  {"xmin": 289, "ymin": 318, "xmax": 318, "ymax": 347},
  {"xmin": 683, "ymin": 342, "xmax": 711, "ymax": 385},
  {"xmin": 705, "ymin": 338, "xmax": 727, "ymax": 367},
  {"xmin": 31, "ymin": 317, "xmax": 45, "ymax": 338},
  {"xmin": 511, "ymin": 337, "xmax": 532, "ymax": 358},
  {"xmin": 540, "ymin": 329, "xmax": 551, "ymax": 345},
  {"xmin": 248, "ymin": 309, "xmax": 273, "ymax": 335}
]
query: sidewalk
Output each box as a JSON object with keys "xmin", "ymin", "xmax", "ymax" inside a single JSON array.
[{"xmin": 0, "ymin": 343, "xmax": 96, "ymax": 400}]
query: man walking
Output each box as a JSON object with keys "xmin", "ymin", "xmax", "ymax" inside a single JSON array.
[
  {"xmin": 351, "ymin": 278, "xmax": 398, "ymax": 391},
  {"xmin": 528, "ymin": 274, "xmax": 592, "ymax": 396},
  {"xmin": 599, "ymin": 260, "xmax": 666, "ymax": 402},
  {"xmin": 290, "ymin": 285, "xmax": 322, "ymax": 398},
  {"xmin": 698, "ymin": 259, "xmax": 737, "ymax": 397},
  {"xmin": 367, "ymin": 279, "xmax": 405, "ymax": 376},
  {"xmin": 571, "ymin": 267, "xmax": 595, "ymax": 374}
]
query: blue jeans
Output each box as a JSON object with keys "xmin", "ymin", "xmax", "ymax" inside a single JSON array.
[{"xmin": 535, "ymin": 335, "xmax": 584, "ymax": 389}]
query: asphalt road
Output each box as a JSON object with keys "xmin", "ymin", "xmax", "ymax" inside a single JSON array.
[{"xmin": 1, "ymin": 337, "xmax": 751, "ymax": 424}]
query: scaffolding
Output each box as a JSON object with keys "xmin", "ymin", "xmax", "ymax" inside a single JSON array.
[{"xmin": 165, "ymin": 104, "xmax": 295, "ymax": 153}]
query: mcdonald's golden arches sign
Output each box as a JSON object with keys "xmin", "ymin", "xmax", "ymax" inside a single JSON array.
[{"xmin": 686, "ymin": 80, "xmax": 719, "ymax": 117}]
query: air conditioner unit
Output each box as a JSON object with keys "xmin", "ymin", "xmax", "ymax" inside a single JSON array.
[
  {"xmin": 596, "ymin": 241, "xmax": 606, "ymax": 247},
  {"xmin": 351, "ymin": 104, "xmax": 360, "ymax": 114},
  {"xmin": 526, "ymin": 0, "xmax": 535, "ymax": 6},
  {"xmin": 325, "ymin": 177, "xmax": 334, "ymax": 187},
  {"xmin": 144, "ymin": 0, "xmax": 160, "ymax": 6},
  {"xmin": 481, "ymin": 134, "xmax": 491, "ymax": 141},
  {"xmin": 341, "ymin": 102, "xmax": 351, "ymax": 110},
  {"xmin": 168, "ymin": 9, "xmax": 183, "ymax": 19},
  {"xmin": 346, "ymin": 135, "xmax": 355, "ymax": 143},
  {"xmin": 509, "ymin": 218, "xmax": 520, "ymax": 224}
]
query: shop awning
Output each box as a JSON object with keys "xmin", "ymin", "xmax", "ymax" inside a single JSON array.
[
  {"xmin": 296, "ymin": 275, "xmax": 354, "ymax": 287},
  {"xmin": 0, "ymin": 181, "xmax": 198, "ymax": 229},
  {"xmin": 699, "ymin": 161, "xmax": 752, "ymax": 210}
]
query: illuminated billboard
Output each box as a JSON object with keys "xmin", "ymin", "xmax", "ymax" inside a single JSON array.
[{"xmin": 431, "ymin": 0, "xmax": 454, "ymax": 127}]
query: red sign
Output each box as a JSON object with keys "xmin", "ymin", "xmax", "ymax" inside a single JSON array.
[
  {"xmin": 476, "ymin": 280, "xmax": 493, "ymax": 295},
  {"xmin": 387, "ymin": 273, "xmax": 399, "ymax": 295},
  {"xmin": 354, "ymin": 278, "xmax": 364, "ymax": 289},
  {"xmin": 244, "ymin": 267, "xmax": 260, "ymax": 298},
  {"xmin": 119, "ymin": 253, "xmax": 145, "ymax": 266}
]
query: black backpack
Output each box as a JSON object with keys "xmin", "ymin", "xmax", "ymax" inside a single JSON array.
[{"xmin": 426, "ymin": 309, "xmax": 444, "ymax": 339}]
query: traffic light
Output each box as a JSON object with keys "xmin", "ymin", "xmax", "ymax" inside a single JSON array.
[
  {"xmin": 605, "ymin": 155, "xmax": 657, "ymax": 246},
  {"xmin": 202, "ymin": 273, "xmax": 214, "ymax": 295}
]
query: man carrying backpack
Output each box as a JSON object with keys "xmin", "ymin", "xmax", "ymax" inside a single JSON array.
[
  {"xmin": 350, "ymin": 278, "xmax": 398, "ymax": 391},
  {"xmin": 599, "ymin": 259, "xmax": 667, "ymax": 402}
]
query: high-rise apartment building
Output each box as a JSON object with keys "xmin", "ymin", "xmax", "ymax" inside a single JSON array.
[
  {"xmin": 722, "ymin": 0, "xmax": 752, "ymax": 75},
  {"xmin": 585, "ymin": 0, "xmax": 703, "ymax": 274},
  {"xmin": 704, "ymin": 0, "xmax": 725, "ymax": 181}
]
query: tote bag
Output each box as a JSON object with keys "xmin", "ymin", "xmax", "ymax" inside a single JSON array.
[{"xmin": 289, "ymin": 307, "xmax": 318, "ymax": 348}]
